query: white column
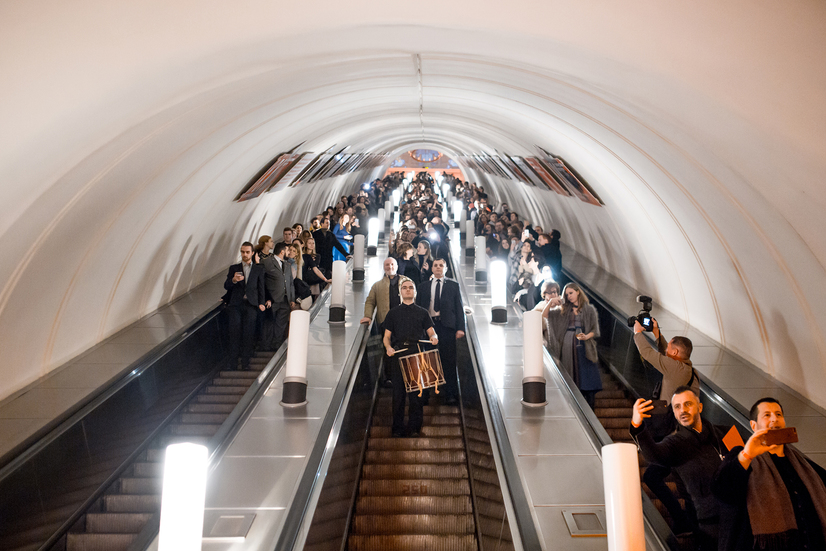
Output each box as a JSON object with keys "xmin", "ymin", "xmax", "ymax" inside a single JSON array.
[
  {"xmin": 159, "ymin": 443, "xmax": 208, "ymax": 551},
  {"xmin": 465, "ymin": 220, "xmax": 475, "ymax": 254},
  {"xmin": 330, "ymin": 260, "xmax": 346, "ymax": 308},
  {"xmin": 522, "ymin": 311, "xmax": 544, "ymax": 379},
  {"xmin": 367, "ymin": 218, "xmax": 379, "ymax": 255},
  {"xmin": 353, "ymin": 234, "xmax": 365, "ymax": 281},
  {"xmin": 602, "ymin": 443, "xmax": 645, "ymax": 551},
  {"xmin": 285, "ymin": 310, "xmax": 310, "ymax": 379}
]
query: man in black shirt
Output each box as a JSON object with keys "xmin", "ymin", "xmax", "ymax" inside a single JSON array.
[
  {"xmin": 712, "ymin": 397, "xmax": 826, "ymax": 551},
  {"xmin": 383, "ymin": 279, "xmax": 438, "ymax": 437}
]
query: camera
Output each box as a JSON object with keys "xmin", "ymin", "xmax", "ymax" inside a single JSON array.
[{"xmin": 627, "ymin": 295, "xmax": 655, "ymax": 331}]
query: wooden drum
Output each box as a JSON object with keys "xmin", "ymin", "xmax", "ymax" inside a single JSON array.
[{"xmin": 399, "ymin": 348, "xmax": 445, "ymax": 396}]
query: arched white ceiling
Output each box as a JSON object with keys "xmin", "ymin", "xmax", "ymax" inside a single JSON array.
[{"xmin": 2, "ymin": 0, "xmax": 826, "ymax": 407}]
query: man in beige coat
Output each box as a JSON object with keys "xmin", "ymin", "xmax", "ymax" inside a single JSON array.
[{"xmin": 360, "ymin": 257, "xmax": 411, "ymax": 327}]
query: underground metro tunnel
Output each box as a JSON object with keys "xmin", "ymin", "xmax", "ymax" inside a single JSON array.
[{"xmin": 2, "ymin": 1, "xmax": 826, "ymax": 549}]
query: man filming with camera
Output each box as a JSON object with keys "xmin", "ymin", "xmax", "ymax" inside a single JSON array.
[{"xmin": 632, "ymin": 296, "xmax": 700, "ymax": 537}]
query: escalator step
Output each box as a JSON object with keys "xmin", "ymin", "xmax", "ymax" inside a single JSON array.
[
  {"xmin": 204, "ymin": 385, "xmax": 248, "ymax": 395},
  {"xmin": 367, "ymin": 437, "xmax": 465, "ymax": 451},
  {"xmin": 352, "ymin": 514, "xmax": 475, "ymax": 535},
  {"xmin": 218, "ymin": 369, "xmax": 261, "ymax": 378},
  {"xmin": 359, "ymin": 479, "xmax": 470, "ymax": 497},
  {"xmin": 594, "ymin": 398, "xmax": 632, "ymax": 408},
  {"xmin": 167, "ymin": 423, "xmax": 221, "ymax": 436},
  {"xmin": 593, "ymin": 407, "xmax": 632, "ymax": 418},
  {"xmin": 101, "ymin": 494, "xmax": 160, "ymax": 513},
  {"xmin": 604, "ymin": 428, "xmax": 632, "ymax": 441},
  {"xmin": 196, "ymin": 393, "xmax": 241, "ymax": 403},
  {"xmin": 84, "ymin": 513, "xmax": 153, "ymax": 533},
  {"xmin": 362, "ymin": 464, "xmax": 468, "ymax": 480},
  {"xmin": 371, "ymin": 416, "xmax": 460, "ymax": 427},
  {"xmin": 131, "ymin": 462, "xmax": 162, "ymax": 478},
  {"xmin": 67, "ymin": 532, "xmax": 136, "ymax": 551},
  {"xmin": 356, "ymin": 496, "xmax": 473, "ymax": 515},
  {"xmin": 365, "ymin": 450, "xmax": 466, "ymax": 464},
  {"xmin": 596, "ymin": 389, "xmax": 627, "ymax": 399},
  {"xmin": 180, "ymin": 412, "xmax": 229, "ymax": 424},
  {"xmin": 348, "ymin": 534, "xmax": 476, "ymax": 551},
  {"xmin": 185, "ymin": 402, "xmax": 236, "ymax": 414},
  {"xmin": 118, "ymin": 477, "xmax": 162, "ymax": 494},
  {"xmin": 370, "ymin": 426, "xmax": 463, "ymax": 438},
  {"xmin": 211, "ymin": 377, "xmax": 254, "ymax": 386},
  {"xmin": 599, "ymin": 417, "xmax": 632, "ymax": 429}
]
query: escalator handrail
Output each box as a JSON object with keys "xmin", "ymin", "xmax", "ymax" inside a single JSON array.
[
  {"xmin": 450, "ymin": 252, "xmax": 541, "ymax": 551},
  {"xmin": 0, "ymin": 299, "xmax": 224, "ymax": 482},
  {"xmin": 272, "ymin": 318, "xmax": 372, "ymax": 551},
  {"xmin": 127, "ymin": 283, "xmax": 336, "ymax": 551}
]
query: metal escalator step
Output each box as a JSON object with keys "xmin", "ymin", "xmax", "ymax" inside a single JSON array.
[
  {"xmin": 464, "ymin": 427, "xmax": 490, "ymax": 444},
  {"xmin": 131, "ymin": 462, "xmax": 163, "ymax": 478},
  {"xmin": 593, "ymin": 407, "xmax": 632, "ymax": 418},
  {"xmin": 204, "ymin": 385, "xmax": 248, "ymax": 395},
  {"xmin": 144, "ymin": 448, "xmax": 164, "ymax": 462},
  {"xmin": 359, "ymin": 478, "xmax": 470, "ymax": 497},
  {"xmin": 167, "ymin": 423, "xmax": 221, "ymax": 436},
  {"xmin": 196, "ymin": 393, "xmax": 241, "ymax": 403},
  {"xmin": 185, "ymin": 402, "xmax": 236, "ymax": 414},
  {"xmin": 180, "ymin": 412, "xmax": 229, "ymax": 424},
  {"xmin": 605, "ymin": 428, "xmax": 632, "ymax": 441},
  {"xmin": 463, "ymin": 417, "xmax": 487, "ymax": 431},
  {"xmin": 370, "ymin": 425, "xmax": 463, "ymax": 438},
  {"xmin": 370, "ymin": 416, "xmax": 461, "ymax": 427},
  {"xmin": 211, "ymin": 377, "xmax": 254, "ymax": 386},
  {"xmin": 365, "ymin": 450, "xmax": 466, "ymax": 464},
  {"xmin": 118, "ymin": 477, "xmax": 162, "ymax": 494},
  {"xmin": 356, "ymin": 496, "xmax": 473, "ymax": 515},
  {"xmin": 348, "ymin": 534, "xmax": 476, "ymax": 551},
  {"xmin": 218, "ymin": 369, "xmax": 261, "ymax": 378},
  {"xmin": 67, "ymin": 532, "xmax": 136, "ymax": 551},
  {"xmin": 596, "ymin": 389, "xmax": 626, "ymax": 399},
  {"xmin": 367, "ymin": 437, "xmax": 465, "ymax": 451},
  {"xmin": 599, "ymin": 417, "xmax": 631, "ymax": 429},
  {"xmin": 352, "ymin": 514, "xmax": 475, "ymax": 535},
  {"xmin": 594, "ymin": 398, "xmax": 632, "ymax": 408},
  {"xmin": 362, "ymin": 464, "xmax": 468, "ymax": 480},
  {"xmin": 84, "ymin": 513, "xmax": 153, "ymax": 533},
  {"xmin": 101, "ymin": 494, "xmax": 160, "ymax": 513}
]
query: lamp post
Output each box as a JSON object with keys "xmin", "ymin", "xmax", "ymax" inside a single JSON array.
[
  {"xmin": 465, "ymin": 220, "xmax": 475, "ymax": 257},
  {"xmin": 367, "ymin": 218, "xmax": 379, "ymax": 256},
  {"xmin": 353, "ymin": 234, "xmax": 365, "ymax": 282},
  {"xmin": 328, "ymin": 260, "xmax": 346, "ymax": 324},
  {"xmin": 474, "ymin": 236, "xmax": 487, "ymax": 283},
  {"xmin": 603, "ymin": 443, "xmax": 645, "ymax": 551},
  {"xmin": 377, "ymin": 208, "xmax": 386, "ymax": 240},
  {"xmin": 159, "ymin": 443, "xmax": 208, "ymax": 551},
  {"xmin": 490, "ymin": 260, "xmax": 508, "ymax": 324},
  {"xmin": 521, "ymin": 310, "xmax": 547, "ymax": 407},
  {"xmin": 282, "ymin": 310, "xmax": 310, "ymax": 406},
  {"xmin": 454, "ymin": 200, "xmax": 463, "ymax": 229}
]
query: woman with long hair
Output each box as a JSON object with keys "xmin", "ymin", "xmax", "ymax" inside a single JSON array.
[
  {"xmin": 414, "ymin": 239, "xmax": 432, "ymax": 282},
  {"xmin": 395, "ymin": 241, "xmax": 421, "ymax": 284},
  {"xmin": 254, "ymin": 235, "xmax": 274, "ymax": 264},
  {"xmin": 302, "ymin": 237, "xmax": 330, "ymax": 301},
  {"xmin": 332, "ymin": 213, "xmax": 352, "ymax": 263},
  {"xmin": 546, "ymin": 282, "xmax": 602, "ymax": 408},
  {"xmin": 291, "ymin": 240, "xmax": 304, "ymax": 278}
]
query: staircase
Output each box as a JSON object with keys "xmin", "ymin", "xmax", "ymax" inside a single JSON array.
[
  {"xmin": 348, "ymin": 388, "xmax": 478, "ymax": 551},
  {"xmin": 61, "ymin": 357, "xmax": 268, "ymax": 551}
]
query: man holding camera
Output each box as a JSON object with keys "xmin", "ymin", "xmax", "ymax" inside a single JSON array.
[
  {"xmin": 633, "ymin": 305, "xmax": 700, "ymax": 537},
  {"xmin": 712, "ymin": 398, "xmax": 826, "ymax": 551},
  {"xmin": 632, "ymin": 387, "xmax": 726, "ymax": 549}
]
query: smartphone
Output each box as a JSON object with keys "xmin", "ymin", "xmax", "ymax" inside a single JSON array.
[
  {"xmin": 763, "ymin": 427, "xmax": 798, "ymax": 446},
  {"xmin": 649, "ymin": 400, "xmax": 669, "ymax": 416}
]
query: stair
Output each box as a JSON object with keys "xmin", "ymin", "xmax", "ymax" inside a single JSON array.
[{"xmin": 348, "ymin": 389, "xmax": 479, "ymax": 551}]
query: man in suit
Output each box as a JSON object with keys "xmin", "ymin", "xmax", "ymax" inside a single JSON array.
[
  {"xmin": 416, "ymin": 257, "xmax": 465, "ymax": 405},
  {"xmin": 260, "ymin": 242, "xmax": 297, "ymax": 351},
  {"xmin": 223, "ymin": 242, "xmax": 266, "ymax": 370},
  {"xmin": 312, "ymin": 217, "xmax": 350, "ymax": 274}
]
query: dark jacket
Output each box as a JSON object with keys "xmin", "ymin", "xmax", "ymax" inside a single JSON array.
[
  {"xmin": 312, "ymin": 228, "xmax": 349, "ymax": 272},
  {"xmin": 712, "ymin": 446, "xmax": 826, "ymax": 551},
  {"xmin": 415, "ymin": 277, "xmax": 465, "ymax": 332},
  {"xmin": 222, "ymin": 263, "xmax": 265, "ymax": 308},
  {"xmin": 631, "ymin": 418, "xmax": 725, "ymax": 522}
]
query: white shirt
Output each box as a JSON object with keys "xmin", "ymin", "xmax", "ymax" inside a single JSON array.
[{"xmin": 429, "ymin": 277, "xmax": 443, "ymax": 317}]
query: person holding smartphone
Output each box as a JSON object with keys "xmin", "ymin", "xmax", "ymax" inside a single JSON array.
[
  {"xmin": 713, "ymin": 398, "xmax": 826, "ymax": 551},
  {"xmin": 632, "ymin": 387, "xmax": 727, "ymax": 548}
]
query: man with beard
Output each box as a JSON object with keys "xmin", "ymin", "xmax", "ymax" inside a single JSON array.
[{"xmin": 631, "ymin": 387, "xmax": 726, "ymax": 549}]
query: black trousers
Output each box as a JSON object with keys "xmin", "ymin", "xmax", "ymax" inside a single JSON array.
[
  {"xmin": 391, "ymin": 354, "xmax": 425, "ymax": 434},
  {"xmin": 265, "ymin": 301, "xmax": 290, "ymax": 351},
  {"xmin": 227, "ymin": 302, "xmax": 258, "ymax": 369},
  {"xmin": 433, "ymin": 321, "xmax": 458, "ymax": 401}
]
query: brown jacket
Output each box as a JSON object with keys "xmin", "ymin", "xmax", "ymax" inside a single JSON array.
[{"xmin": 363, "ymin": 275, "xmax": 412, "ymax": 325}]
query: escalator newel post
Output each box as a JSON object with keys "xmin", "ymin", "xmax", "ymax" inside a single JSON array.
[
  {"xmin": 474, "ymin": 236, "xmax": 487, "ymax": 283},
  {"xmin": 521, "ymin": 310, "xmax": 548, "ymax": 407},
  {"xmin": 282, "ymin": 309, "xmax": 310, "ymax": 407},
  {"xmin": 602, "ymin": 443, "xmax": 645, "ymax": 550},
  {"xmin": 353, "ymin": 234, "xmax": 365, "ymax": 282},
  {"xmin": 490, "ymin": 259, "xmax": 508, "ymax": 324},
  {"xmin": 367, "ymin": 218, "xmax": 379, "ymax": 256},
  {"xmin": 455, "ymin": 199, "xmax": 465, "ymax": 229},
  {"xmin": 465, "ymin": 219, "xmax": 475, "ymax": 257},
  {"xmin": 378, "ymin": 208, "xmax": 386, "ymax": 241},
  {"xmin": 328, "ymin": 260, "xmax": 347, "ymax": 324}
]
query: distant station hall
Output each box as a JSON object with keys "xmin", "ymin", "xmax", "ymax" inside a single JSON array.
[{"xmin": 2, "ymin": 3, "xmax": 826, "ymax": 551}]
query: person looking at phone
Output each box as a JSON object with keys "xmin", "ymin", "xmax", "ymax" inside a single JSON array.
[
  {"xmin": 712, "ymin": 398, "xmax": 826, "ymax": 551},
  {"xmin": 632, "ymin": 387, "xmax": 726, "ymax": 548}
]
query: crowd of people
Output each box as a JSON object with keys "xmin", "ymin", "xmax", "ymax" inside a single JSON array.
[{"xmin": 221, "ymin": 170, "xmax": 826, "ymax": 550}]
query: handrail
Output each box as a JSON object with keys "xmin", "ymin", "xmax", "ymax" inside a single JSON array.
[
  {"xmin": 0, "ymin": 301, "xmax": 223, "ymax": 481},
  {"xmin": 450, "ymin": 252, "xmax": 540, "ymax": 551},
  {"xmin": 273, "ymin": 320, "xmax": 372, "ymax": 551},
  {"xmin": 128, "ymin": 283, "xmax": 335, "ymax": 551}
]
